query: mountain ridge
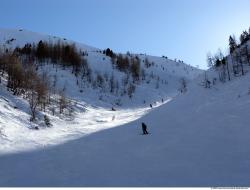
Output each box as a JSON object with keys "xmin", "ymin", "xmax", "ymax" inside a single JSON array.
[{"xmin": 0, "ymin": 28, "xmax": 202, "ymax": 153}]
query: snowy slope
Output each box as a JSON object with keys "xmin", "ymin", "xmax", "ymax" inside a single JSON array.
[
  {"xmin": 1, "ymin": 66, "xmax": 250, "ymax": 186},
  {"xmin": 0, "ymin": 63, "xmax": 170, "ymax": 154},
  {"xmin": 0, "ymin": 28, "xmax": 250, "ymax": 187},
  {"xmin": 0, "ymin": 29, "xmax": 202, "ymax": 153},
  {"xmin": 0, "ymin": 28, "xmax": 202, "ymax": 108},
  {"xmin": 0, "ymin": 28, "xmax": 98, "ymax": 52}
]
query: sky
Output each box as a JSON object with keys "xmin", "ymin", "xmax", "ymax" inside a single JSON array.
[{"xmin": 0, "ymin": 0, "xmax": 250, "ymax": 69}]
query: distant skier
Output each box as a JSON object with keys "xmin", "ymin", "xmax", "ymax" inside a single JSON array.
[
  {"xmin": 207, "ymin": 80, "xmax": 211, "ymax": 88},
  {"xmin": 141, "ymin": 122, "xmax": 149, "ymax": 135},
  {"xmin": 150, "ymin": 104, "xmax": 153, "ymax": 108},
  {"xmin": 206, "ymin": 80, "xmax": 211, "ymax": 88},
  {"xmin": 213, "ymin": 78, "xmax": 216, "ymax": 85}
]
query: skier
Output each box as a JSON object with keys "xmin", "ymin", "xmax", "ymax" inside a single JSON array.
[{"xmin": 141, "ymin": 122, "xmax": 149, "ymax": 135}]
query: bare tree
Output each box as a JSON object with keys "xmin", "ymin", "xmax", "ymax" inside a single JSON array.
[
  {"xmin": 237, "ymin": 51, "xmax": 245, "ymax": 76},
  {"xmin": 241, "ymin": 45, "xmax": 249, "ymax": 65},
  {"xmin": 59, "ymin": 90, "xmax": 67, "ymax": 114},
  {"xmin": 109, "ymin": 73, "xmax": 115, "ymax": 93},
  {"xmin": 223, "ymin": 57, "xmax": 230, "ymax": 81},
  {"xmin": 27, "ymin": 82, "xmax": 39, "ymax": 121},
  {"xmin": 206, "ymin": 52, "xmax": 214, "ymax": 68},
  {"xmin": 127, "ymin": 83, "xmax": 136, "ymax": 98}
]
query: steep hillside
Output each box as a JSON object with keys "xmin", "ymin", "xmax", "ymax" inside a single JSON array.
[
  {"xmin": 0, "ymin": 28, "xmax": 201, "ymax": 108},
  {"xmin": 1, "ymin": 28, "xmax": 250, "ymax": 187},
  {"xmin": 0, "ymin": 29, "xmax": 202, "ymax": 153},
  {"xmin": 1, "ymin": 60, "xmax": 250, "ymax": 186}
]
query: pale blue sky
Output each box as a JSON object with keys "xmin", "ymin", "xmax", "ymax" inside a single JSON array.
[{"xmin": 0, "ymin": 0, "xmax": 250, "ymax": 68}]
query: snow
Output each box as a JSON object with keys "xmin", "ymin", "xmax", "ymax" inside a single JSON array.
[
  {"xmin": 1, "ymin": 70, "xmax": 250, "ymax": 186},
  {"xmin": 0, "ymin": 78, "xmax": 168, "ymax": 154},
  {"xmin": 0, "ymin": 29, "xmax": 201, "ymax": 154},
  {"xmin": 2, "ymin": 28, "xmax": 249, "ymax": 186},
  {"xmin": 0, "ymin": 28, "xmax": 202, "ymax": 109},
  {"xmin": 0, "ymin": 28, "xmax": 98, "ymax": 52}
]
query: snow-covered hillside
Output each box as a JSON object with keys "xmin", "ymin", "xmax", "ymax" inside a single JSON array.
[
  {"xmin": 1, "ymin": 28, "xmax": 250, "ymax": 187},
  {"xmin": 1, "ymin": 61, "xmax": 250, "ymax": 186},
  {"xmin": 0, "ymin": 29, "xmax": 202, "ymax": 153},
  {"xmin": 0, "ymin": 28, "xmax": 98, "ymax": 52},
  {"xmin": 0, "ymin": 29, "xmax": 201, "ymax": 109}
]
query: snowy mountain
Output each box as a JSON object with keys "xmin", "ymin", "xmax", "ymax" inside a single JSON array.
[
  {"xmin": 0, "ymin": 28, "xmax": 201, "ymax": 108},
  {"xmin": 1, "ymin": 54, "xmax": 250, "ymax": 186},
  {"xmin": 0, "ymin": 28, "xmax": 202, "ymax": 153},
  {"xmin": 1, "ymin": 28, "xmax": 250, "ymax": 187},
  {"xmin": 0, "ymin": 28, "xmax": 98, "ymax": 51}
]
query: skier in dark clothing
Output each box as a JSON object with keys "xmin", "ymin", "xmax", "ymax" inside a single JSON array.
[{"xmin": 141, "ymin": 122, "xmax": 149, "ymax": 135}]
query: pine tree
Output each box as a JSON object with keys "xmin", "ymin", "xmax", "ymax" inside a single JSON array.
[
  {"xmin": 240, "ymin": 30, "xmax": 249, "ymax": 45},
  {"xmin": 229, "ymin": 35, "xmax": 237, "ymax": 54}
]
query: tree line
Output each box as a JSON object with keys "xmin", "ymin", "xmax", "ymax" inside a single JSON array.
[
  {"xmin": 0, "ymin": 44, "xmax": 144, "ymax": 122},
  {"xmin": 207, "ymin": 27, "xmax": 250, "ymax": 84},
  {"xmin": 14, "ymin": 40, "xmax": 83, "ymax": 75},
  {"xmin": 0, "ymin": 41, "xmax": 83, "ymax": 123},
  {"xmin": 0, "ymin": 42, "xmax": 167, "ymax": 123}
]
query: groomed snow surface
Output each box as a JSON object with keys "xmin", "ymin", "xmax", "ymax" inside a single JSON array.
[
  {"xmin": 0, "ymin": 28, "xmax": 202, "ymax": 154},
  {"xmin": 1, "ymin": 72, "xmax": 250, "ymax": 187},
  {"xmin": 0, "ymin": 29, "xmax": 250, "ymax": 187}
]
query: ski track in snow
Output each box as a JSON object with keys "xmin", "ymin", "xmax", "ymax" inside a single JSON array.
[
  {"xmin": 0, "ymin": 90, "xmax": 172, "ymax": 154},
  {"xmin": 2, "ymin": 29, "xmax": 250, "ymax": 186},
  {"xmin": 0, "ymin": 28, "xmax": 196, "ymax": 155},
  {"xmin": 1, "ymin": 76, "xmax": 250, "ymax": 186}
]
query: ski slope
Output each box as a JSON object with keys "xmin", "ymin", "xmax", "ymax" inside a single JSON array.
[
  {"xmin": 0, "ymin": 29, "xmax": 202, "ymax": 109},
  {"xmin": 0, "ymin": 74, "xmax": 171, "ymax": 154},
  {"xmin": 1, "ymin": 70, "xmax": 250, "ymax": 186},
  {"xmin": 1, "ymin": 28, "xmax": 249, "ymax": 187},
  {"xmin": 0, "ymin": 29, "xmax": 202, "ymax": 153}
]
